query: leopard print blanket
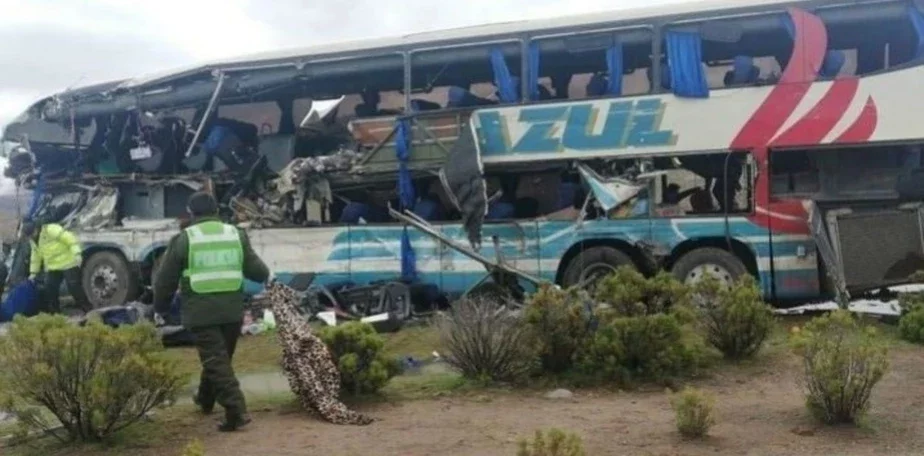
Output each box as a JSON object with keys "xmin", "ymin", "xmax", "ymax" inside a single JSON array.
[{"xmin": 264, "ymin": 282, "xmax": 373, "ymax": 425}]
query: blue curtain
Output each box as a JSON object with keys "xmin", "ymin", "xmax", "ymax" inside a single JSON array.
[
  {"xmin": 605, "ymin": 42, "xmax": 624, "ymax": 96},
  {"xmin": 527, "ymin": 42, "xmax": 540, "ymax": 100},
  {"xmin": 395, "ymin": 118, "xmax": 417, "ymax": 281},
  {"xmin": 491, "ymin": 47, "xmax": 519, "ymax": 103},
  {"xmin": 665, "ymin": 31, "xmax": 709, "ymax": 98},
  {"xmin": 909, "ymin": 4, "xmax": 924, "ymax": 59}
]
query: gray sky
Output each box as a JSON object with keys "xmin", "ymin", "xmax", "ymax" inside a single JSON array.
[{"xmin": 0, "ymin": 0, "xmax": 689, "ymax": 129}]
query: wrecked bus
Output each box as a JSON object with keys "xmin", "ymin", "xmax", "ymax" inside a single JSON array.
[{"xmin": 3, "ymin": 0, "xmax": 924, "ymax": 315}]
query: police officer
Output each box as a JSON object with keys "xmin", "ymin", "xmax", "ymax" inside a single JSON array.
[
  {"xmin": 153, "ymin": 192, "xmax": 269, "ymax": 432},
  {"xmin": 22, "ymin": 219, "xmax": 91, "ymax": 313}
]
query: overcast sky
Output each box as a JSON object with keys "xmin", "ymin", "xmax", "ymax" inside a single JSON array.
[{"xmin": 0, "ymin": 0, "xmax": 694, "ymax": 129}]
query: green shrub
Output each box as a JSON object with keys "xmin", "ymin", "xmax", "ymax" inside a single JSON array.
[
  {"xmin": 0, "ymin": 314, "xmax": 185, "ymax": 443},
  {"xmin": 318, "ymin": 322, "xmax": 402, "ymax": 395},
  {"xmin": 523, "ymin": 285, "xmax": 594, "ymax": 373},
  {"xmin": 671, "ymin": 387, "xmax": 716, "ymax": 438},
  {"xmin": 576, "ymin": 312, "xmax": 711, "ymax": 385},
  {"xmin": 790, "ymin": 310, "xmax": 889, "ymax": 425},
  {"xmin": 516, "ymin": 428, "xmax": 586, "ymax": 456},
  {"xmin": 695, "ymin": 275, "xmax": 776, "ymax": 360},
  {"xmin": 436, "ymin": 297, "xmax": 537, "ymax": 383},
  {"xmin": 594, "ymin": 268, "xmax": 691, "ymax": 317},
  {"xmin": 899, "ymin": 291, "xmax": 924, "ymax": 344}
]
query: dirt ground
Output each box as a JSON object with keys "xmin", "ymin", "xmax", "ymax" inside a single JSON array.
[{"xmin": 144, "ymin": 344, "xmax": 924, "ymax": 456}]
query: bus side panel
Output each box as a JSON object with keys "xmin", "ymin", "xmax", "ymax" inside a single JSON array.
[
  {"xmin": 650, "ymin": 217, "xmax": 818, "ymax": 299},
  {"xmin": 245, "ymin": 227, "xmax": 345, "ymax": 293},
  {"xmin": 439, "ymin": 221, "xmax": 542, "ymax": 297},
  {"xmin": 344, "ymin": 225, "xmax": 443, "ymax": 288},
  {"xmin": 767, "ymin": 232, "xmax": 821, "ymax": 300}
]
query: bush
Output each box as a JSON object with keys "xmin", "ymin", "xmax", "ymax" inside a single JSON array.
[
  {"xmin": 0, "ymin": 314, "xmax": 185, "ymax": 443},
  {"xmin": 318, "ymin": 322, "xmax": 402, "ymax": 395},
  {"xmin": 516, "ymin": 428, "xmax": 586, "ymax": 456},
  {"xmin": 594, "ymin": 268, "xmax": 691, "ymax": 317},
  {"xmin": 436, "ymin": 297, "xmax": 537, "ymax": 383},
  {"xmin": 898, "ymin": 292, "xmax": 924, "ymax": 344},
  {"xmin": 576, "ymin": 312, "xmax": 711, "ymax": 385},
  {"xmin": 523, "ymin": 285, "xmax": 594, "ymax": 373},
  {"xmin": 671, "ymin": 387, "xmax": 716, "ymax": 438},
  {"xmin": 695, "ymin": 275, "xmax": 775, "ymax": 360},
  {"xmin": 790, "ymin": 310, "xmax": 889, "ymax": 425}
]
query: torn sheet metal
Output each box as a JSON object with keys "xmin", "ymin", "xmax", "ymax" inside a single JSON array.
[
  {"xmin": 438, "ymin": 124, "xmax": 487, "ymax": 248},
  {"xmin": 807, "ymin": 200, "xmax": 849, "ymax": 305},
  {"xmin": 576, "ymin": 164, "xmax": 645, "ymax": 212},
  {"xmin": 65, "ymin": 186, "xmax": 118, "ymax": 230}
]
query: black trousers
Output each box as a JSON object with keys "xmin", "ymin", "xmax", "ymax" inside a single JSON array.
[
  {"xmin": 192, "ymin": 322, "xmax": 247, "ymax": 421},
  {"xmin": 39, "ymin": 267, "xmax": 91, "ymax": 314}
]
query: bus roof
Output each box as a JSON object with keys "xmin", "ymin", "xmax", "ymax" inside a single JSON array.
[{"xmin": 124, "ymin": 0, "xmax": 808, "ymax": 89}]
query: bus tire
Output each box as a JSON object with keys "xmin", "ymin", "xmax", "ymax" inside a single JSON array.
[
  {"xmin": 82, "ymin": 251, "xmax": 138, "ymax": 309},
  {"xmin": 561, "ymin": 246, "xmax": 634, "ymax": 289},
  {"xmin": 671, "ymin": 247, "xmax": 748, "ymax": 287}
]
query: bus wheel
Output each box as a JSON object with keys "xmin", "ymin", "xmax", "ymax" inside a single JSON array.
[
  {"xmin": 671, "ymin": 248, "xmax": 747, "ymax": 288},
  {"xmin": 561, "ymin": 246, "xmax": 634, "ymax": 290},
  {"xmin": 82, "ymin": 251, "xmax": 138, "ymax": 309}
]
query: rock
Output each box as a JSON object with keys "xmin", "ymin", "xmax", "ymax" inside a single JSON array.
[{"xmin": 544, "ymin": 388, "xmax": 574, "ymax": 400}]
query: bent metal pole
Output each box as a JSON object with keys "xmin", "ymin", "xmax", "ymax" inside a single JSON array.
[{"xmin": 184, "ymin": 71, "xmax": 227, "ymax": 158}]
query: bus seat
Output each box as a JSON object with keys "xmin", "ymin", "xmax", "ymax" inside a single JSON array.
[
  {"xmin": 486, "ymin": 200, "xmax": 516, "ymax": 220},
  {"xmin": 820, "ymin": 50, "xmax": 846, "ymax": 78},
  {"xmin": 412, "ymin": 197, "xmax": 445, "ymax": 221},
  {"xmin": 339, "ymin": 201, "xmax": 371, "ymax": 224},
  {"xmin": 586, "ymin": 73, "xmax": 608, "ymax": 97},
  {"xmin": 731, "ymin": 56, "xmax": 760, "ymax": 85}
]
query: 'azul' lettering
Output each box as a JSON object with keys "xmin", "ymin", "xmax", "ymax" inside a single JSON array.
[{"xmin": 477, "ymin": 99, "xmax": 676, "ymax": 156}]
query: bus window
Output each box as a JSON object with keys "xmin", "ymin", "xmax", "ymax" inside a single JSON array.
[
  {"xmin": 410, "ymin": 42, "xmax": 522, "ymax": 110},
  {"xmin": 775, "ymin": 144, "xmax": 924, "ymax": 201},
  {"xmin": 819, "ymin": 2, "xmax": 921, "ymax": 76},
  {"xmin": 531, "ymin": 28, "xmax": 653, "ymax": 100},
  {"xmin": 770, "ymin": 149, "xmax": 821, "ymax": 199},
  {"xmin": 666, "ymin": 14, "xmax": 789, "ymax": 91},
  {"xmin": 653, "ymin": 152, "xmax": 752, "ymax": 216},
  {"xmin": 292, "ymin": 53, "xmax": 406, "ymax": 120}
]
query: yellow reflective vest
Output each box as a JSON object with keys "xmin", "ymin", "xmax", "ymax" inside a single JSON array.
[{"xmin": 29, "ymin": 224, "xmax": 82, "ymax": 277}]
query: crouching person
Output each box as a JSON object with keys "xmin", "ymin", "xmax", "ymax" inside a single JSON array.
[{"xmin": 153, "ymin": 192, "xmax": 270, "ymax": 432}]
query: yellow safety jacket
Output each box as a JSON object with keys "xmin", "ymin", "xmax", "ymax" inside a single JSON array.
[{"xmin": 29, "ymin": 224, "xmax": 82, "ymax": 277}]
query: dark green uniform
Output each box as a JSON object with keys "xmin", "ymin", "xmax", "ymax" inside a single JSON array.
[{"xmin": 153, "ymin": 216, "xmax": 269, "ymax": 424}]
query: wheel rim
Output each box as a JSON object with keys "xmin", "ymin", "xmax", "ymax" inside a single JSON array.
[
  {"xmin": 684, "ymin": 263, "xmax": 734, "ymax": 287},
  {"xmin": 90, "ymin": 264, "xmax": 120, "ymax": 302},
  {"xmin": 577, "ymin": 263, "xmax": 617, "ymax": 291}
]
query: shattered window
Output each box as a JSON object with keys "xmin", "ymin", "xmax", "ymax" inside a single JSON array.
[
  {"xmin": 820, "ymin": 3, "xmax": 920, "ymax": 76},
  {"xmin": 409, "ymin": 42, "xmax": 521, "ymax": 110},
  {"xmin": 771, "ymin": 144, "xmax": 921, "ymax": 200},
  {"xmin": 653, "ymin": 151, "xmax": 752, "ymax": 216},
  {"xmin": 532, "ymin": 28, "xmax": 653, "ymax": 99}
]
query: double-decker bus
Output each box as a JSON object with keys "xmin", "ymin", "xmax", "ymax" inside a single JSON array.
[{"xmin": 4, "ymin": 0, "xmax": 924, "ymax": 313}]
